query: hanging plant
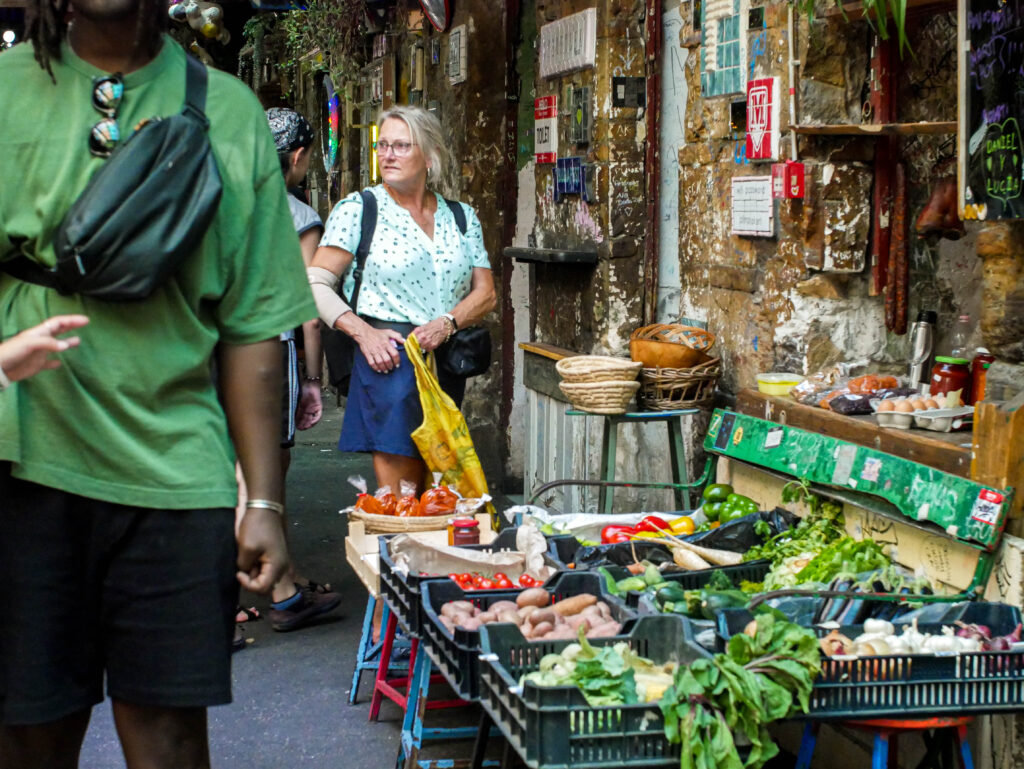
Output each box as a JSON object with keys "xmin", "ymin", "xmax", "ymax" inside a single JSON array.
[
  {"xmin": 792, "ymin": 0, "xmax": 914, "ymax": 58},
  {"xmin": 280, "ymin": 0, "xmax": 370, "ymax": 86}
]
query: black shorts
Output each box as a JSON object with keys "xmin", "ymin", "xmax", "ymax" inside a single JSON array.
[
  {"xmin": 0, "ymin": 465, "xmax": 239, "ymax": 725},
  {"xmin": 281, "ymin": 336, "xmax": 299, "ymax": 449}
]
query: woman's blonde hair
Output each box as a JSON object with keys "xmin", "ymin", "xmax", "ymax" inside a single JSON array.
[{"xmin": 377, "ymin": 105, "xmax": 449, "ymax": 187}]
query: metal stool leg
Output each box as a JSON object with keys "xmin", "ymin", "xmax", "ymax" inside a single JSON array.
[
  {"xmin": 667, "ymin": 416, "xmax": 691, "ymax": 510},
  {"xmin": 795, "ymin": 722, "xmax": 819, "ymax": 769},
  {"xmin": 369, "ymin": 608, "xmax": 399, "ymax": 721},
  {"xmin": 600, "ymin": 417, "xmax": 618, "ymax": 514}
]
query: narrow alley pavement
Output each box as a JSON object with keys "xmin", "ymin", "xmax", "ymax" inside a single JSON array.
[{"xmin": 78, "ymin": 401, "xmax": 503, "ymax": 769}]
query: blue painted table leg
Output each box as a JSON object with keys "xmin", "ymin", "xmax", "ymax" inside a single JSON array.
[
  {"xmin": 872, "ymin": 732, "xmax": 890, "ymax": 769},
  {"xmin": 397, "ymin": 643, "xmax": 432, "ymax": 769},
  {"xmin": 350, "ymin": 594, "xmax": 377, "ymax": 705},
  {"xmin": 667, "ymin": 416, "xmax": 691, "ymax": 510},
  {"xmin": 795, "ymin": 722, "xmax": 819, "ymax": 769},
  {"xmin": 957, "ymin": 725, "xmax": 975, "ymax": 769}
]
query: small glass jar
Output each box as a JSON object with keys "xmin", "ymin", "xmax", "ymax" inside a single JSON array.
[
  {"xmin": 448, "ymin": 517, "xmax": 480, "ymax": 546},
  {"xmin": 930, "ymin": 356, "xmax": 972, "ymax": 405},
  {"xmin": 971, "ymin": 349, "xmax": 995, "ymax": 404}
]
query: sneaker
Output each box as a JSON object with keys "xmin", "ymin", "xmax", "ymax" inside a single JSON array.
[{"xmin": 269, "ymin": 584, "xmax": 342, "ymax": 632}]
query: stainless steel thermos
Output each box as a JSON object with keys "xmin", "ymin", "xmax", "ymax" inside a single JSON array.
[{"xmin": 907, "ymin": 310, "xmax": 937, "ymax": 387}]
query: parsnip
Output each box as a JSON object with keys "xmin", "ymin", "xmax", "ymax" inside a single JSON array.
[
  {"xmin": 672, "ymin": 547, "xmax": 712, "ymax": 570},
  {"xmin": 671, "ymin": 540, "xmax": 742, "ymax": 566}
]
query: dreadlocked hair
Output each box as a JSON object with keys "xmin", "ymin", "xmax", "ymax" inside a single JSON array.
[{"xmin": 26, "ymin": 0, "xmax": 169, "ymax": 82}]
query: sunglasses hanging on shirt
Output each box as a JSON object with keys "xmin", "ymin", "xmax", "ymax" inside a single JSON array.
[{"xmin": 89, "ymin": 73, "xmax": 124, "ymax": 157}]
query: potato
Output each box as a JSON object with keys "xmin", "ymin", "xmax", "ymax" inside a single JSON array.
[
  {"xmin": 566, "ymin": 614, "xmax": 592, "ymax": 631},
  {"xmin": 450, "ymin": 611, "xmax": 474, "ymax": 627},
  {"xmin": 441, "ymin": 600, "xmax": 475, "ymax": 619},
  {"xmin": 528, "ymin": 621, "xmax": 553, "ymax": 638},
  {"xmin": 547, "ymin": 625, "xmax": 578, "ymax": 640},
  {"xmin": 529, "ymin": 608, "xmax": 557, "ymax": 628},
  {"xmin": 550, "ymin": 594, "xmax": 597, "ymax": 616},
  {"xmin": 458, "ymin": 617, "xmax": 483, "ymax": 632},
  {"xmin": 586, "ymin": 621, "xmax": 622, "ymax": 638},
  {"xmin": 595, "ymin": 601, "xmax": 612, "ymax": 620},
  {"xmin": 496, "ymin": 610, "xmax": 523, "ymax": 625},
  {"xmin": 439, "ymin": 616, "xmax": 455, "ymax": 632},
  {"xmin": 517, "ymin": 605, "xmax": 539, "ymax": 620},
  {"xmin": 580, "ymin": 605, "xmax": 604, "ymax": 619},
  {"xmin": 476, "ymin": 611, "xmax": 497, "ymax": 624},
  {"xmin": 489, "ymin": 601, "xmax": 519, "ymax": 615},
  {"xmin": 516, "ymin": 588, "xmax": 550, "ymax": 609}
]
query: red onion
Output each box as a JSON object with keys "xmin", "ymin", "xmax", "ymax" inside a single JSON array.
[
  {"xmin": 986, "ymin": 623, "xmax": 1023, "ymax": 652},
  {"xmin": 954, "ymin": 621, "xmax": 992, "ymax": 642}
]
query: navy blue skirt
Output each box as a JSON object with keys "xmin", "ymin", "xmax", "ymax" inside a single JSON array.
[{"xmin": 338, "ymin": 321, "xmax": 465, "ymax": 458}]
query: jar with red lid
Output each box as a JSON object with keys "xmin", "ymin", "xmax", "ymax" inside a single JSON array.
[
  {"xmin": 930, "ymin": 356, "xmax": 972, "ymax": 405},
  {"xmin": 448, "ymin": 517, "xmax": 480, "ymax": 546},
  {"xmin": 971, "ymin": 349, "xmax": 995, "ymax": 404}
]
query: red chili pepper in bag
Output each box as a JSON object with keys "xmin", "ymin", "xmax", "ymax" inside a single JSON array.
[{"xmin": 601, "ymin": 525, "xmax": 637, "ymax": 544}]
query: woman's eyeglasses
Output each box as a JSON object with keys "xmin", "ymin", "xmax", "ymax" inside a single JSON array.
[
  {"xmin": 89, "ymin": 73, "xmax": 124, "ymax": 157},
  {"xmin": 374, "ymin": 140, "xmax": 414, "ymax": 157}
]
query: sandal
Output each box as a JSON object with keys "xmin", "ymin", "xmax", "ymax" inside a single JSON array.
[
  {"xmin": 298, "ymin": 579, "xmax": 333, "ymax": 595},
  {"xmin": 235, "ymin": 606, "xmax": 262, "ymax": 624},
  {"xmin": 232, "ymin": 624, "xmax": 248, "ymax": 652}
]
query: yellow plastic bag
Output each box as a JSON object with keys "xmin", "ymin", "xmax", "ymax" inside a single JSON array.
[{"xmin": 406, "ymin": 335, "xmax": 495, "ymax": 521}]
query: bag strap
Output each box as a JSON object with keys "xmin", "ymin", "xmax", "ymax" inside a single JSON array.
[
  {"xmin": 181, "ymin": 54, "xmax": 210, "ymax": 127},
  {"xmin": 346, "ymin": 189, "xmax": 378, "ymax": 311},
  {"xmin": 444, "ymin": 198, "xmax": 467, "ymax": 234}
]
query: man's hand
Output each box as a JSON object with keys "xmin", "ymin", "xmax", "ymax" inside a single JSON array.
[
  {"xmin": 0, "ymin": 314, "xmax": 89, "ymax": 383},
  {"xmin": 235, "ymin": 507, "xmax": 290, "ymax": 593},
  {"xmin": 296, "ymin": 380, "xmax": 323, "ymax": 430}
]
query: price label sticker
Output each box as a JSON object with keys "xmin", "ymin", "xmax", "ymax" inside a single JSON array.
[
  {"xmin": 971, "ymin": 488, "xmax": 1005, "ymax": 526},
  {"xmin": 860, "ymin": 457, "xmax": 882, "ymax": 483},
  {"xmin": 764, "ymin": 427, "xmax": 784, "ymax": 449}
]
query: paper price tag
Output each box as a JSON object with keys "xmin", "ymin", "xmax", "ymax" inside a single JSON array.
[
  {"xmin": 764, "ymin": 427, "xmax": 783, "ymax": 449},
  {"xmin": 971, "ymin": 489, "xmax": 1005, "ymax": 526}
]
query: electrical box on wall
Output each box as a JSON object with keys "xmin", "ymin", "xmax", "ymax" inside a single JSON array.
[
  {"xmin": 448, "ymin": 25, "xmax": 467, "ymax": 85},
  {"xmin": 570, "ymin": 87, "xmax": 591, "ymax": 144},
  {"xmin": 538, "ymin": 8, "xmax": 597, "ymax": 79},
  {"xmin": 745, "ymin": 76, "xmax": 780, "ymax": 161},
  {"xmin": 611, "ymin": 77, "xmax": 645, "ymax": 109}
]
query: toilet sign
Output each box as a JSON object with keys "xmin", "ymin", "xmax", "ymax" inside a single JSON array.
[
  {"xmin": 534, "ymin": 95, "xmax": 558, "ymax": 164},
  {"xmin": 746, "ymin": 77, "xmax": 780, "ymax": 161}
]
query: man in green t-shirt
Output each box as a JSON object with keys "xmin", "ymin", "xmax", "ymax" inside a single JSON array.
[{"xmin": 0, "ymin": 0, "xmax": 317, "ymax": 765}]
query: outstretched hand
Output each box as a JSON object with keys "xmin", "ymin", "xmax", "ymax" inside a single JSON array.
[
  {"xmin": 296, "ymin": 380, "xmax": 323, "ymax": 429},
  {"xmin": 0, "ymin": 314, "xmax": 89, "ymax": 383}
]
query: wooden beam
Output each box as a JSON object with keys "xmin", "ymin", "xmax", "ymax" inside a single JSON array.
[
  {"xmin": 972, "ymin": 392, "xmax": 1024, "ymax": 534},
  {"xmin": 792, "ymin": 122, "xmax": 957, "ymax": 136},
  {"xmin": 518, "ymin": 341, "xmax": 577, "ymax": 361},
  {"xmin": 735, "ymin": 389, "xmax": 973, "ymax": 478}
]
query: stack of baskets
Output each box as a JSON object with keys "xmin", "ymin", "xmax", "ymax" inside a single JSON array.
[
  {"xmin": 629, "ymin": 324, "xmax": 722, "ymax": 411},
  {"xmin": 556, "ymin": 355, "xmax": 643, "ymax": 415}
]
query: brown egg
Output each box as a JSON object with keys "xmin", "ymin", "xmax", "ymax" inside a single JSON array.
[
  {"xmin": 923, "ymin": 398, "xmax": 939, "ymax": 410},
  {"xmin": 894, "ymin": 400, "xmax": 915, "ymax": 413},
  {"xmin": 877, "ymin": 400, "xmax": 895, "ymax": 412},
  {"xmin": 910, "ymin": 398, "xmax": 927, "ymax": 411}
]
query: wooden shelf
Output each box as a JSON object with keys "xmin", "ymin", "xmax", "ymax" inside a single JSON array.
[
  {"xmin": 825, "ymin": 0, "xmax": 955, "ymax": 21},
  {"xmin": 504, "ymin": 247, "xmax": 598, "ymax": 265},
  {"xmin": 735, "ymin": 389, "xmax": 972, "ymax": 479},
  {"xmin": 792, "ymin": 122, "xmax": 957, "ymax": 136}
]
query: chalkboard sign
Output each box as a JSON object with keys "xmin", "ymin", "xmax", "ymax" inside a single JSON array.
[{"xmin": 959, "ymin": 0, "xmax": 1024, "ymax": 221}]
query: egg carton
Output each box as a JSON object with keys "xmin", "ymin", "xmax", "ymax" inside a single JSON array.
[{"xmin": 869, "ymin": 397, "xmax": 972, "ymax": 431}]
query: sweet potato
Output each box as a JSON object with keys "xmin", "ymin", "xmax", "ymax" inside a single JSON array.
[
  {"xmin": 516, "ymin": 588, "xmax": 550, "ymax": 609},
  {"xmin": 458, "ymin": 617, "xmax": 483, "ymax": 632},
  {"xmin": 441, "ymin": 600, "xmax": 475, "ymax": 619},
  {"xmin": 496, "ymin": 610, "xmax": 522, "ymax": 625},
  {"xmin": 488, "ymin": 601, "xmax": 519, "ymax": 615},
  {"xmin": 528, "ymin": 621, "xmax": 553, "ymax": 638},
  {"xmin": 586, "ymin": 621, "xmax": 622, "ymax": 638},
  {"xmin": 595, "ymin": 601, "xmax": 612, "ymax": 620},
  {"xmin": 529, "ymin": 608, "xmax": 557, "ymax": 628},
  {"xmin": 517, "ymin": 605, "xmax": 539, "ymax": 621},
  {"xmin": 566, "ymin": 614, "xmax": 592, "ymax": 631},
  {"xmin": 550, "ymin": 594, "xmax": 597, "ymax": 616},
  {"xmin": 476, "ymin": 611, "xmax": 497, "ymax": 624}
]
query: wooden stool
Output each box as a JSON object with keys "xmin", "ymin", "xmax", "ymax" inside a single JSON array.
[
  {"xmin": 795, "ymin": 717, "xmax": 975, "ymax": 769},
  {"xmin": 566, "ymin": 408, "xmax": 700, "ymax": 513}
]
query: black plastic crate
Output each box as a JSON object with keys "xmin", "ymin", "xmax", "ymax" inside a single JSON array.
[
  {"xmin": 477, "ymin": 614, "xmax": 710, "ymax": 769},
  {"xmin": 716, "ymin": 602, "xmax": 1024, "ymax": 720},
  {"xmin": 607, "ymin": 559, "xmax": 771, "ymax": 611},
  {"xmin": 545, "ymin": 535, "xmax": 579, "ymax": 569},
  {"xmin": 420, "ymin": 571, "xmax": 635, "ymax": 702},
  {"xmin": 378, "ymin": 528, "xmax": 561, "ymax": 636}
]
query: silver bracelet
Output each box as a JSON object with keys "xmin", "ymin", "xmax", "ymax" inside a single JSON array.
[{"xmin": 245, "ymin": 499, "xmax": 285, "ymax": 516}]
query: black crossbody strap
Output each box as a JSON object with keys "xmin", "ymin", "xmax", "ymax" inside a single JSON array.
[
  {"xmin": 347, "ymin": 189, "xmax": 378, "ymax": 312},
  {"xmin": 444, "ymin": 198, "xmax": 467, "ymax": 234},
  {"xmin": 181, "ymin": 54, "xmax": 209, "ymax": 127}
]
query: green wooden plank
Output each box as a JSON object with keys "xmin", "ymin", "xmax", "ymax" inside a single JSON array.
[{"xmin": 704, "ymin": 409, "xmax": 1013, "ymax": 550}]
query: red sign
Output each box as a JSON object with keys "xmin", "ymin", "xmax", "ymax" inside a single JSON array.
[
  {"xmin": 746, "ymin": 77, "xmax": 779, "ymax": 161},
  {"xmin": 534, "ymin": 96, "xmax": 558, "ymax": 164},
  {"xmin": 772, "ymin": 161, "xmax": 805, "ymax": 199}
]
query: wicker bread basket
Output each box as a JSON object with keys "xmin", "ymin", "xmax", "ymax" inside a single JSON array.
[
  {"xmin": 629, "ymin": 324, "xmax": 715, "ymax": 369},
  {"xmin": 559, "ymin": 380, "xmax": 641, "ymax": 415},
  {"xmin": 637, "ymin": 358, "xmax": 722, "ymax": 411},
  {"xmin": 348, "ymin": 508, "xmax": 451, "ymax": 534},
  {"xmin": 555, "ymin": 355, "xmax": 643, "ymax": 383}
]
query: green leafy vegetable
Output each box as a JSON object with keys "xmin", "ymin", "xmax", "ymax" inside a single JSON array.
[{"xmin": 659, "ymin": 614, "xmax": 821, "ymax": 769}]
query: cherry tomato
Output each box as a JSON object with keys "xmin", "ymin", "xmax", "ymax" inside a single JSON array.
[
  {"xmin": 458, "ymin": 573, "xmax": 474, "ymax": 584},
  {"xmin": 493, "ymin": 572, "xmax": 508, "ymax": 583},
  {"xmin": 518, "ymin": 574, "xmax": 537, "ymax": 587},
  {"xmin": 448, "ymin": 573, "xmax": 460, "ymax": 582},
  {"xmin": 478, "ymin": 578, "xmax": 495, "ymax": 590},
  {"xmin": 495, "ymin": 577, "xmax": 513, "ymax": 589}
]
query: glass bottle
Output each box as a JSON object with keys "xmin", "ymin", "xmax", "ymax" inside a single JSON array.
[{"xmin": 971, "ymin": 349, "xmax": 995, "ymax": 404}]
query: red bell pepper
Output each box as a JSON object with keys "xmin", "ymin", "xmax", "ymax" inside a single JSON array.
[
  {"xmin": 634, "ymin": 516, "xmax": 672, "ymax": 535},
  {"xmin": 601, "ymin": 524, "xmax": 637, "ymax": 544}
]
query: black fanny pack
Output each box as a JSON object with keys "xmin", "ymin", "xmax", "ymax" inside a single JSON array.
[{"xmin": 3, "ymin": 53, "xmax": 223, "ymax": 301}]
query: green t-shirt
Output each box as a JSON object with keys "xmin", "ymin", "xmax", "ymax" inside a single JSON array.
[{"xmin": 0, "ymin": 37, "xmax": 317, "ymax": 509}]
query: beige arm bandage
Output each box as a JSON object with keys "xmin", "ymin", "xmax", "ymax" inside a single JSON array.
[{"xmin": 307, "ymin": 266, "xmax": 352, "ymax": 329}]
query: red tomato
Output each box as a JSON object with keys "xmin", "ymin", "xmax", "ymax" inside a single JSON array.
[
  {"xmin": 495, "ymin": 577, "xmax": 513, "ymax": 589},
  {"xmin": 478, "ymin": 578, "xmax": 495, "ymax": 590},
  {"xmin": 447, "ymin": 573, "xmax": 460, "ymax": 581},
  {"xmin": 458, "ymin": 573, "xmax": 474, "ymax": 584},
  {"xmin": 518, "ymin": 574, "xmax": 537, "ymax": 587},
  {"xmin": 493, "ymin": 572, "xmax": 508, "ymax": 582}
]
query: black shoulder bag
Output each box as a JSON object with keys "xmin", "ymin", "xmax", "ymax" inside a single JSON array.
[{"xmin": 3, "ymin": 54, "xmax": 222, "ymax": 300}]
